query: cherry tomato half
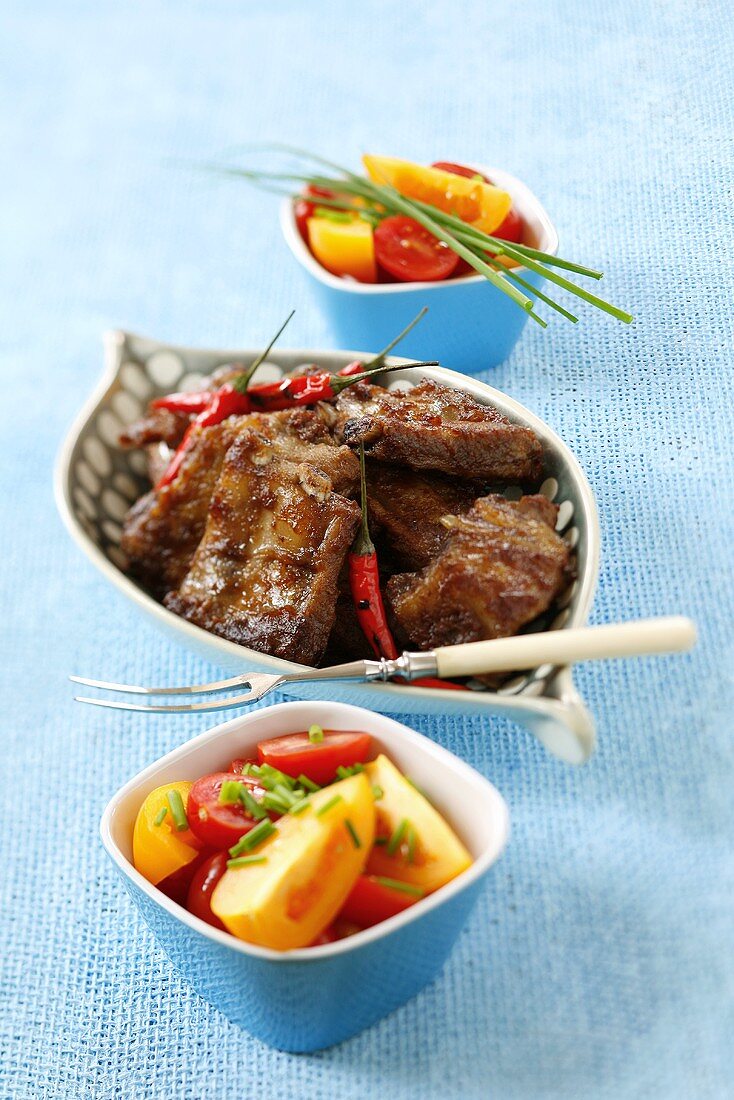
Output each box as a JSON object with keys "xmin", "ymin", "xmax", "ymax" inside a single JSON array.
[
  {"xmin": 228, "ymin": 758, "xmax": 257, "ymax": 775},
  {"xmin": 431, "ymin": 160, "xmax": 491, "ymax": 183},
  {"xmin": 339, "ymin": 874, "xmax": 420, "ymax": 928},
  {"xmin": 186, "ymin": 851, "xmax": 228, "ymax": 930},
  {"xmin": 374, "ymin": 215, "xmax": 459, "ymax": 283},
  {"xmin": 187, "ymin": 771, "xmax": 272, "ymax": 849},
  {"xmin": 256, "ymin": 731, "xmax": 372, "ymax": 787},
  {"xmin": 157, "ymin": 854, "xmax": 206, "ymax": 906}
]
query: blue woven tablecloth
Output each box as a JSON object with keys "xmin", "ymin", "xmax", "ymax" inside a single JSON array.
[{"xmin": 2, "ymin": 2, "xmax": 732, "ymax": 1096}]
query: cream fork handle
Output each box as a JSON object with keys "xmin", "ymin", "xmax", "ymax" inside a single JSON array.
[{"xmin": 434, "ymin": 617, "xmax": 697, "ymax": 679}]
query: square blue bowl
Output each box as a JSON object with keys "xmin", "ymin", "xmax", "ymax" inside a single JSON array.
[
  {"xmin": 100, "ymin": 700, "xmax": 509, "ymax": 1051},
  {"xmin": 280, "ymin": 163, "xmax": 558, "ymax": 373}
]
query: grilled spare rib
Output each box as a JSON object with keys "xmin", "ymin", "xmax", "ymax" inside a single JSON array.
[
  {"xmin": 165, "ymin": 428, "xmax": 361, "ymax": 665},
  {"xmin": 120, "ymin": 407, "xmax": 342, "ymax": 599},
  {"xmin": 386, "ymin": 493, "xmax": 570, "ymax": 651},
  {"xmin": 336, "ymin": 379, "xmax": 543, "ymax": 482},
  {"xmin": 366, "ymin": 463, "xmax": 481, "ymax": 570}
]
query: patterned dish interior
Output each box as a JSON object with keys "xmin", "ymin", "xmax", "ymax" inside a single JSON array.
[{"xmin": 68, "ymin": 335, "xmax": 586, "ymax": 698}]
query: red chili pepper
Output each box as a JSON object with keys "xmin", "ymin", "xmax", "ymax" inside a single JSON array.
[
  {"xmin": 156, "ymin": 311, "xmax": 295, "ymax": 489},
  {"xmin": 347, "ymin": 447, "xmax": 464, "ymax": 692},
  {"xmin": 151, "ymin": 390, "xmax": 214, "ymax": 415}
]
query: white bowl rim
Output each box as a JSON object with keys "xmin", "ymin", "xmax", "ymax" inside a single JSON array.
[
  {"xmin": 280, "ymin": 162, "xmax": 559, "ymax": 293},
  {"xmin": 100, "ymin": 699, "xmax": 510, "ymax": 965},
  {"xmin": 54, "ymin": 340, "xmax": 600, "ymax": 707}
]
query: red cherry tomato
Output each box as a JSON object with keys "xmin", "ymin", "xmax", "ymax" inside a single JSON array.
[
  {"xmin": 431, "ymin": 160, "xmax": 491, "ymax": 183},
  {"xmin": 228, "ymin": 758, "xmax": 257, "ymax": 775},
  {"xmin": 186, "ymin": 771, "xmax": 272, "ymax": 849},
  {"xmin": 186, "ymin": 851, "xmax": 228, "ymax": 930},
  {"xmin": 491, "ymin": 206, "xmax": 523, "ymax": 244},
  {"xmin": 157, "ymin": 854, "xmax": 205, "ymax": 906},
  {"xmin": 294, "ymin": 185, "xmax": 336, "ymax": 241},
  {"xmin": 339, "ymin": 875, "xmax": 421, "ymax": 928},
  {"xmin": 256, "ymin": 731, "xmax": 372, "ymax": 786},
  {"xmin": 374, "ymin": 216, "xmax": 459, "ymax": 283}
]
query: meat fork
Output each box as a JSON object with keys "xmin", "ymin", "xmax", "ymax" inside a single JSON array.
[{"xmin": 72, "ymin": 616, "xmax": 695, "ymax": 714}]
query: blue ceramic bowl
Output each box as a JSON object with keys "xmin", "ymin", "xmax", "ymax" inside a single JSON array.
[
  {"xmin": 100, "ymin": 700, "xmax": 509, "ymax": 1051},
  {"xmin": 280, "ymin": 164, "xmax": 558, "ymax": 373}
]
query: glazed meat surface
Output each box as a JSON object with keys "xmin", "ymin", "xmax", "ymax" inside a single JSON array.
[
  {"xmin": 165, "ymin": 427, "xmax": 361, "ymax": 665},
  {"xmin": 366, "ymin": 463, "xmax": 481, "ymax": 570},
  {"xmin": 119, "ymin": 406, "xmax": 190, "ymax": 450},
  {"xmin": 386, "ymin": 493, "xmax": 570, "ymax": 650},
  {"xmin": 120, "ymin": 418, "xmax": 244, "ymax": 597},
  {"xmin": 336, "ymin": 379, "xmax": 543, "ymax": 482}
]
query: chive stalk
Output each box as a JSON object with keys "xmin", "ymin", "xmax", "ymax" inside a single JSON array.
[
  {"xmin": 374, "ymin": 877, "xmax": 425, "ymax": 897},
  {"xmin": 387, "ymin": 818, "xmax": 409, "ymax": 855},
  {"xmin": 227, "ymin": 856, "xmax": 268, "ymax": 869},
  {"xmin": 153, "ymin": 807, "xmax": 168, "ymax": 827},
  {"xmin": 344, "ymin": 819, "xmax": 361, "ymax": 848},
  {"xmin": 229, "ymin": 818, "xmax": 276, "ymax": 857},
  {"xmin": 166, "ymin": 789, "xmax": 189, "ymax": 832},
  {"xmin": 308, "ymin": 724, "xmax": 324, "ymax": 744}
]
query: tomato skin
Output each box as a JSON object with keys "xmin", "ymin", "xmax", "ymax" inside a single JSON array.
[
  {"xmin": 186, "ymin": 851, "xmax": 228, "ymax": 930},
  {"xmin": 374, "ymin": 215, "xmax": 459, "ymax": 283},
  {"xmin": 339, "ymin": 875, "xmax": 420, "ymax": 928},
  {"xmin": 431, "ymin": 160, "xmax": 490, "ymax": 183},
  {"xmin": 158, "ymin": 853, "xmax": 206, "ymax": 906},
  {"xmin": 492, "ymin": 205, "xmax": 523, "ymax": 243},
  {"xmin": 256, "ymin": 731, "xmax": 372, "ymax": 786},
  {"xmin": 187, "ymin": 772, "xmax": 272, "ymax": 849},
  {"xmin": 228, "ymin": 758, "xmax": 257, "ymax": 775},
  {"xmin": 295, "ymin": 185, "xmax": 336, "ymax": 241}
]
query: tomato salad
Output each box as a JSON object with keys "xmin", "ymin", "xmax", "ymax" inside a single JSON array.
[
  {"xmin": 296, "ymin": 156, "xmax": 524, "ymax": 285},
  {"xmin": 133, "ymin": 727, "xmax": 472, "ymax": 950}
]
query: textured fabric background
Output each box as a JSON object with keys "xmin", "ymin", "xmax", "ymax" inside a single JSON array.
[{"xmin": 1, "ymin": 2, "xmax": 732, "ymax": 1097}]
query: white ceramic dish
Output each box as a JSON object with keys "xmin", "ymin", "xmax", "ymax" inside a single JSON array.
[
  {"xmin": 100, "ymin": 700, "xmax": 510, "ymax": 1050},
  {"xmin": 55, "ymin": 332, "xmax": 600, "ymax": 763}
]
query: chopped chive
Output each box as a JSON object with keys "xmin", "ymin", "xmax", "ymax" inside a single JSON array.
[
  {"xmin": 289, "ymin": 797, "xmax": 310, "ymax": 815},
  {"xmin": 261, "ymin": 793, "xmax": 292, "ymax": 815},
  {"xmin": 297, "ymin": 774, "xmax": 320, "ymax": 792},
  {"xmin": 308, "ymin": 724, "xmax": 324, "ymax": 744},
  {"xmin": 316, "ymin": 794, "xmax": 343, "ymax": 817},
  {"xmin": 239, "ymin": 787, "xmax": 268, "ymax": 821},
  {"xmin": 371, "ymin": 785, "xmax": 384, "ymax": 801},
  {"xmin": 374, "ymin": 836, "xmax": 388, "ymax": 846},
  {"xmin": 407, "ymin": 777, "xmax": 430, "ymax": 801},
  {"xmin": 344, "ymin": 819, "xmax": 361, "ymax": 848},
  {"xmin": 254, "ymin": 763, "xmax": 297, "ymax": 791},
  {"xmin": 407, "ymin": 825, "xmax": 417, "ymax": 864},
  {"xmin": 273, "ymin": 783, "xmax": 299, "ymax": 808},
  {"xmin": 336, "ymin": 763, "xmax": 365, "ymax": 779},
  {"xmin": 375, "ymin": 877, "xmax": 425, "ymax": 898},
  {"xmin": 219, "ymin": 780, "xmax": 245, "ymax": 805},
  {"xmin": 228, "ymin": 818, "xmax": 276, "ymax": 857},
  {"xmin": 166, "ymin": 789, "xmax": 189, "ymax": 832},
  {"xmin": 227, "ymin": 856, "xmax": 268, "ymax": 869},
  {"xmin": 153, "ymin": 807, "xmax": 168, "ymax": 827},
  {"xmin": 387, "ymin": 818, "xmax": 409, "ymax": 856}
]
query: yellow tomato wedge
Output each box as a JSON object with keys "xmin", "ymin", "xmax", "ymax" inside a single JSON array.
[
  {"xmin": 307, "ymin": 215, "xmax": 377, "ymax": 283},
  {"xmin": 211, "ymin": 774, "xmax": 375, "ymax": 949},
  {"xmin": 363, "ymin": 154, "xmax": 512, "ymax": 235},
  {"xmin": 132, "ymin": 781, "xmax": 202, "ymax": 886},
  {"xmin": 366, "ymin": 755, "xmax": 472, "ymax": 894}
]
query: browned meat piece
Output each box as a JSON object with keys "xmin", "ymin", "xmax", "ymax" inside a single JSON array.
[
  {"xmin": 386, "ymin": 493, "xmax": 569, "ymax": 650},
  {"xmin": 335, "ymin": 379, "xmax": 543, "ymax": 482},
  {"xmin": 144, "ymin": 442, "xmax": 173, "ymax": 486},
  {"xmin": 121, "ymin": 419, "xmax": 243, "ymax": 597},
  {"xmin": 165, "ymin": 428, "xmax": 361, "ymax": 665},
  {"xmin": 121, "ymin": 408, "xmax": 352, "ymax": 599},
  {"xmin": 119, "ymin": 406, "xmax": 190, "ymax": 450},
  {"xmin": 366, "ymin": 463, "xmax": 481, "ymax": 570}
]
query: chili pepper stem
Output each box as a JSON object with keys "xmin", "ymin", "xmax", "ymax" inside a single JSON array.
[
  {"xmin": 354, "ymin": 446, "xmax": 374, "ymax": 555},
  {"xmin": 231, "ymin": 309, "xmax": 296, "ymax": 394},
  {"xmin": 362, "ymin": 307, "xmax": 428, "ymax": 370},
  {"xmin": 331, "ymin": 360, "xmax": 439, "ymax": 395}
]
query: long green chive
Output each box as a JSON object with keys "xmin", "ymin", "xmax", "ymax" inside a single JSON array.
[
  {"xmin": 387, "ymin": 818, "xmax": 409, "ymax": 856},
  {"xmin": 153, "ymin": 807, "xmax": 168, "ymax": 827},
  {"xmin": 374, "ymin": 836, "xmax": 388, "ymax": 845},
  {"xmin": 240, "ymin": 787, "xmax": 268, "ymax": 821},
  {"xmin": 344, "ymin": 819, "xmax": 361, "ymax": 848},
  {"xmin": 314, "ymin": 205, "xmax": 353, "ymax": 224},
  {"xmin": 316, "ymin": 794, "xmax": 343, "ymax": 817},
  {"xmin": 297, "ymin": 774, "xmax": 320, "ymax": 793},
  {"xmin": 227, "ymin": 856, "xmax": 268, "ymax": 869},
  {"xmin": 219, "ymin": 780, "xmax": 245, "ymax": 805},
  {"xmin": 371, "ymin": 785, "xmax": 384, "ymax": 801},
  {"xmin": 166, "ymin": 789, "xmax": 189, "ymax": 832},
  {"xmin": 308, "ymin": 724, "xmax": 324, "ymax": 744},
  {"xmin": 228, "ymin": 818, "xmax": 276, "ymax": 857},
  {"xmin": 375, "ymin": 877, "xmax": 425, "ymax": 898},
  {"xmin": 290, "ymin": 797, "xmax": 311, "ymax": 815}
]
